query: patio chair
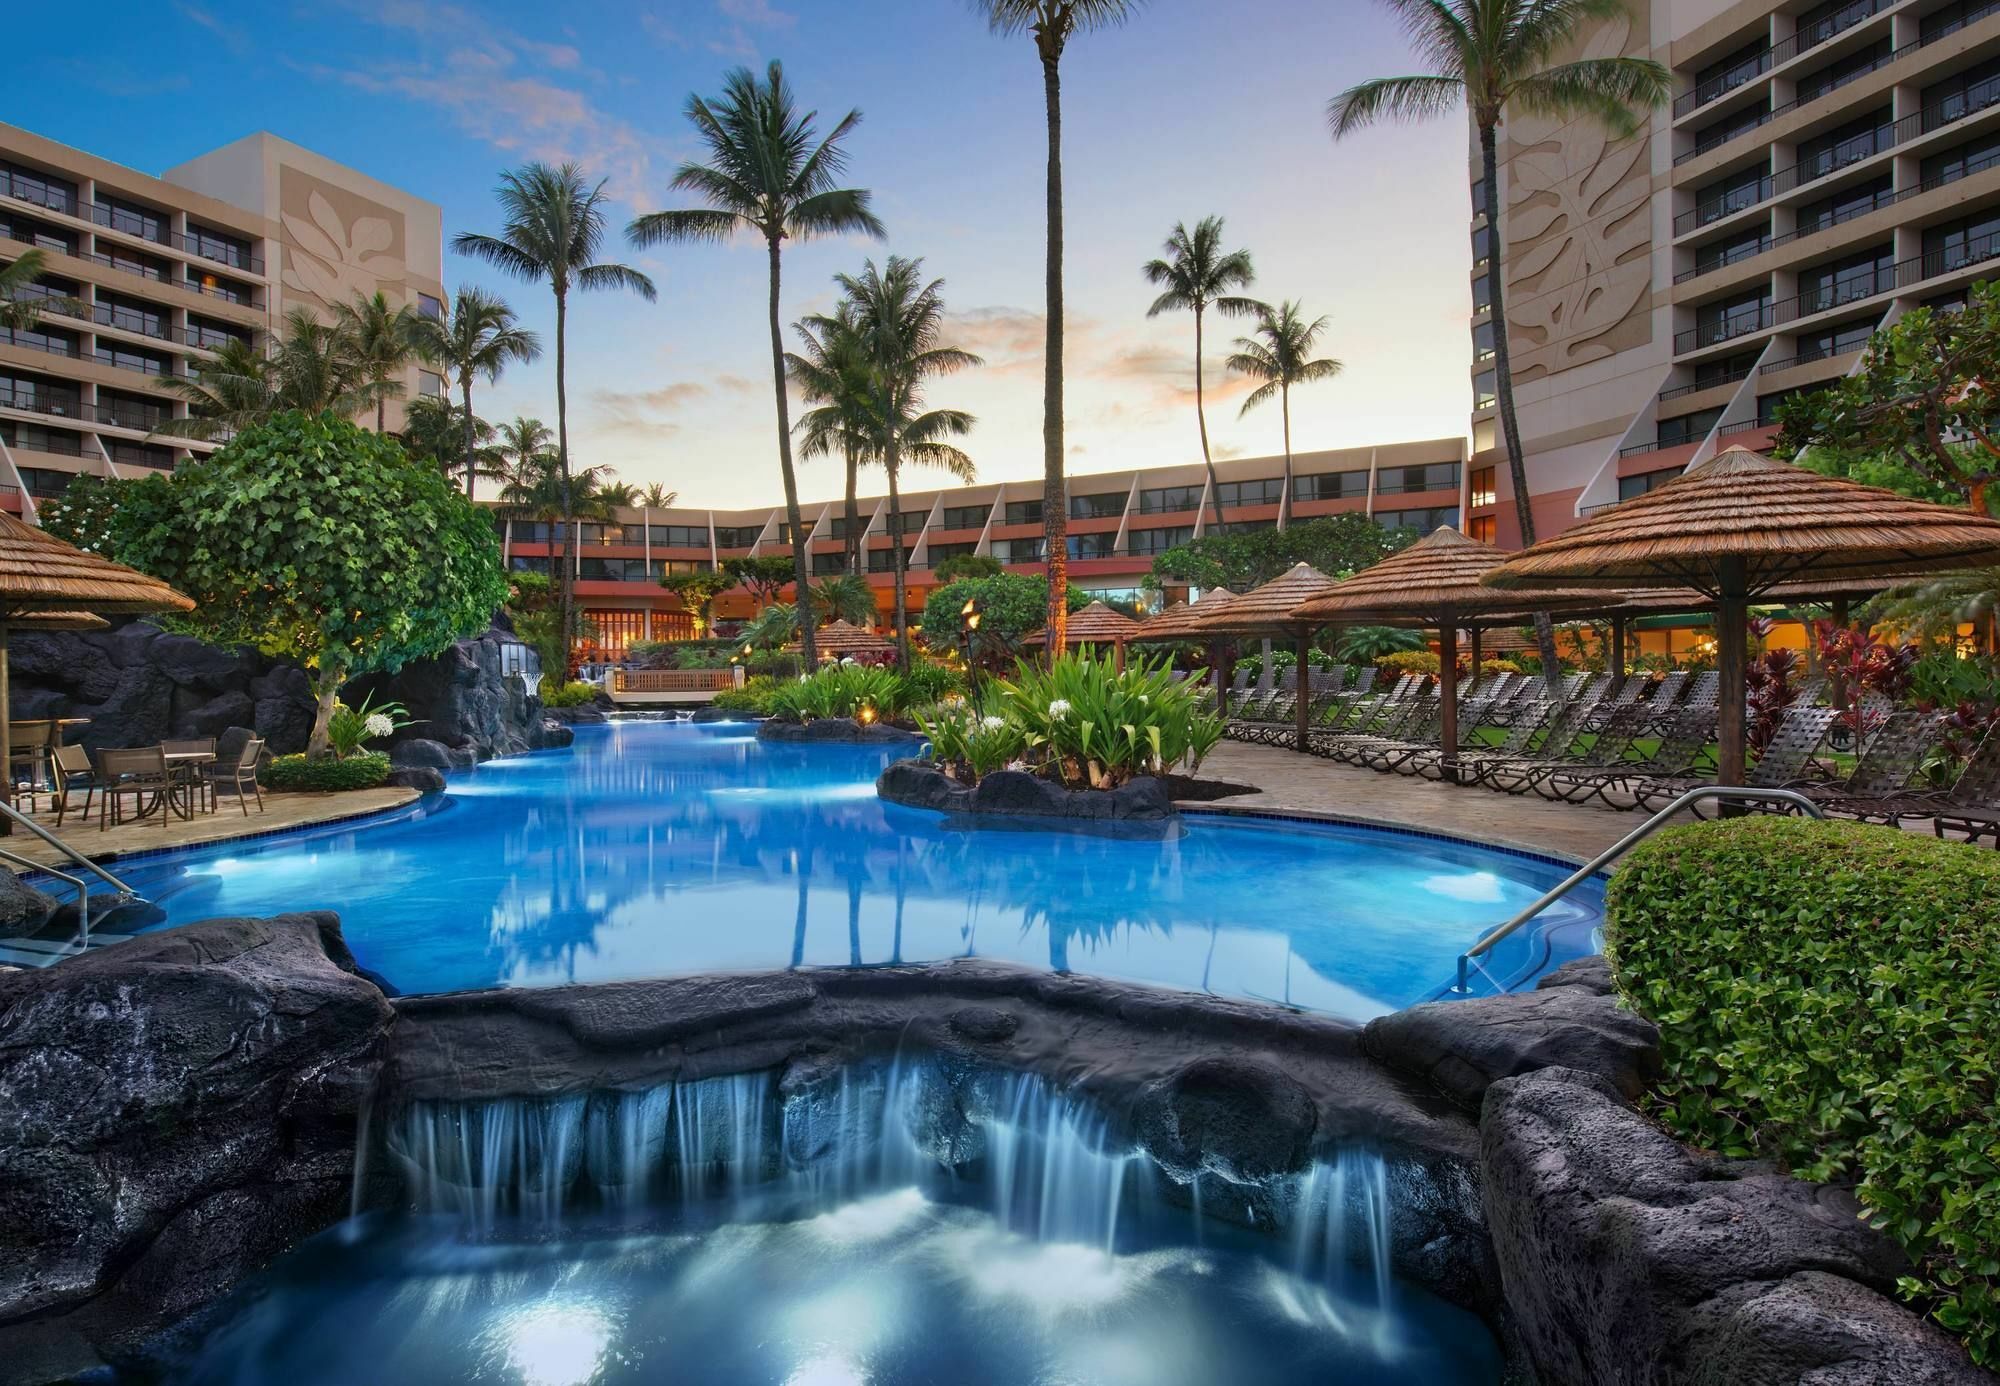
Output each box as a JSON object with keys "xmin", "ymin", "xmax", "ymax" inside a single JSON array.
[
  {"xmin": 1478, "ymin": 701, "xmax": 1606, "ymax": 795},
  {"xmin": 1591, "ymin": 709, "xmax": 1719, "ymax": 811},
  {"xmin": 1681, "ymin": 670, "xmax": 1722, "ymax": 710},
  {"xmin": 1610, "ymin": 674, "xmax": 1652, "ymax": 706},
  {"xmin": 204, "ymin": 736, "xmax": 266, "ymax": 817},
  {"xmin": 1803, "ymin": 710, "xmax": 1944, "ymax": 823},
  {"xmin": 1639, "ymin": 705, "xmax": 1838, "ymax": 817},
  {"xmin": 1910, "ymin": 727, "xmax": 2000, "ymax": 844},
  {"xmin": 1447, "ymin": 701, "xmax": 1562, "ymax": 785},
  {"xmin": 1534, "ymin": 704, "xmax": 1658, "ymax": 802},
  {"xmin": 1311, "ymin": 690, "xmax": 1425, "ymax": 763},
  {"xmin": 95, "ymin": 746, "xmax": 171, "ymax": 830},
  {"xmin": 1353, "ymin": 701, "xmax": 1447, "ymax": 773},
  {"xmin": 48, "ymin": 741, "xmax": 98, "ymax": 828},
  {"xmin": 6, "ymin": 722, "xmax": 52, "ymax": 809},
  {"xmin": 1644, "ymin": 670, "xmax": 1690, "ymax": 713},
  {"xmin": 162, "ymin": 737, "xmax": 219, "ymax": 816}
]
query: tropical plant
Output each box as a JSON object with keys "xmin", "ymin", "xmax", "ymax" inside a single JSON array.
[
  {"xmin": 597, "ymin": 479, "xmax": 640, "ymax": 508},
  {"xmin": 261, "ymin": 752, "xmax": 392, "ymax": 793},
  {"xmin": 813, "ymin": 256, "xmax": 981, "ymax": 668},
  {"xmin": 788, "ymin": 299, "xmax": 874, "ymax": 574},
  {"xmin": 1815, "ymin": 621, "xmax": 1919, "ymax": 741},
  {"xmin": 410, "ymin": 286, "xmax": 541, "ymax": 499},
  {"xmin": 739, "ymin": 602, "xmax": 802, "ymax": 650},
  {"xmin": 1141, "ymin": 216, "xmax": 1257, "ymax": 526},
  {"xmin": 162, "ymin": 308, "xmax": 380, "ymax": 439},
  {"xmin": 497, "ymin": 450, "xmax": 621, "ymax": 671},
  {"xmin": 972, "ymin": 0, "xmax": 1143, "ymax": 652},
  {"xmin": 918, "ymin": 705, "xmax": 1032, "ymax": 780},
  {"xmin": 628, "ymin": 61, "xmax": 883, "ymax": 669},
  {"xmin": 332, "ymin": 290, "xmax": 427, "ymax": 433},
  {"xmin": 400, "ymin": 395, "xmax": 503, "ymax": 484},
  {"xmin": 931, "ymin": 552, "xmax": 1003, "ymax": 583},
  {"xmin": 1374, "ymin": 649, "xmax": 1442, "ymax": 677},
  {"xmin": 920, "ymin": 572, "xmax": 1088, "ymax": 660},
  {"xmin": 640, "ymin": 482, "xmax": 678, "ymax": 507},
  {"xmin": 540, "ymin": 680, "xmax": 601, "ymax": 709},
  {"xmin": 995, "ymin": 651, "xmax": 1224, "ymax": 788},
  {"xmin": 1149, "ymin": 512, "xmax": 1412, "ymax": 592},
  {"xmin": 767, "ymin": 662, "xmax": 905, "ymax": 721},
  {"xmin": 897, "ymin": 658, "xmax": 966, "ymax": 707},
  {"xmin": 809, "ymin": 573, "xmax": 879, "ymax": 627},
  {"xmin": 1608, "ymin": 817, "xmax": 2000, "ymax": 1365},
  {"xmin": 456, "ymin": 162, "xmax": 657, "ymax": 664},
  {"xmin": 1335, "ymin": 624, "xmax": 1428, "ymax": 662},
  {"xmin": 1865, "ymin": 567, "xmax": 2000, "ymax": 648},
  {"xmin": 712, "ymin": 674, "xmax": 781, "ymax": 715},
  {"xmin": 1744, "ymin": 648, "xmax": 1801, "ymax": 756},
  {"xmin": 1227, "ymin": 300, "xmax": 1343, "ymax": 524},
  {"xmin": 105, "ymin": 411, "xmax": 506, "ymax": 757},
  {"xmin": 0, "ymin": 249, "xmax": 83, "ymax": 329},
  {"xmin": 721, "ymin": 555, "xmax": 798, "ymax": 608},
  {"xmin": 660, "ymin": 568, "xmax": 737, "ymax": 636},
  {"xmin": 1330, "ymin": 0, "xmax": 1669, "ymax": 684},
  {"xmin": 324, "ymin": 691, "xmax": 410, "ymax": 759}
]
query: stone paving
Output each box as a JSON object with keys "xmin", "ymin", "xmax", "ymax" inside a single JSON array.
[{"xmin": 4, "ymin": 786, "xmax": 421, "ymax": 869}]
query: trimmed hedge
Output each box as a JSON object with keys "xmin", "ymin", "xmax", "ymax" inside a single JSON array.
[
  {"xmin": 1606, "ymin": 817, "xmax": 2000, "ymax": 1364},
  {"xmin": 540, "ymin": 680, "xmax": 600, "ymax": 709},
  {"xmin": 260, "ymin": 752, "xmax": 392, "ymax": 792}
]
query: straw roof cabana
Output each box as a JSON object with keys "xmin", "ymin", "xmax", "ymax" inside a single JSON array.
[
  {"xmin": 1021, "ymin": 600, "xmax": 1143, "ymax": 669},
  {"xmin": 809, "ymin": 618, "xmax": 896, "ymax": 658},
  {"xmin": 1290, "ymin": 528, "xmax": 1614, "ymax": 779},
  {"xmin": 1129, "ymin": 587, "xmax": 1236, "ymax": 641},
  {"xmin": 0, "ymin": 510, "xmax": 194, "ymax": 813},
  {"xmin": 1187, "ymin": 563, "xmax": 1343, "ymax": 751},
  {"xmin": 1485, "ymin": 446, "xmax": 2000, "ymax": 785}
]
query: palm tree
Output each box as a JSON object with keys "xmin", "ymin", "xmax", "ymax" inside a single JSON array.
[
  {"xmin": 597, "ymin": 479, "xmax": 640, "ymax": 508},
  {"xmin": 787, "ymin": 300, "xmax": 875, "ymax": 575},
  {"xmin": 1141, "ymin": 216, "xmax": 1257, "ymax": 529},
  {"xmin": 627, "ymin": 61, "xmax": 884, "ymax": 670},
  {"xmin": 972, "ymin": 0, "xmax": 1144, "ymax": 654},
  {"xmin": 499, "ymin": 450, "xmax": 621, "ymax": 657},
  {"xmin": 1226, "ymin": 301, "xmax": 1344, "ymax": 527},
  {"xmin": 810, "ymin": 574, "xmax": 879, "ymax": 627},
  {"xmin": 401, "ymin": 395, "xmax": 502, "ymax": 483},
  {"xmin": 640, "ymin": 482, "xmax": 679, "ymax": 508},
  {"xmin": 828, "ymin": 256, "xmax": 981, "ymax": 669},
  {"xmin": 411, "ymin": 287, "xmax": 541, "ymax": 501},
  {"xmin": 160, "ymin": 308, "xmax": 376, "ymax": 439},
  {"xmin": 1330, "ymin": 0, "xmax": 1667, "ymax": 684},
  {"xmin": 333, "ymin": 290, "xmax": 427, "ymax": 433},
  {"xmin": 0, "ymin": 250, "xmax": 82, "ymax": 330},
  {"xmin": 456, "ymin": 162, "xmax": 657, "ymax": 674}
]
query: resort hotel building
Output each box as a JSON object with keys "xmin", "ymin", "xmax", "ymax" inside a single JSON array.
[
  {"xmin": 0, "ymin": 120, "xmax": 446, "ymax": 514},
  {"xmin": 1468, "ymin": 0, "xmax": 2000, "ymax": 542}
]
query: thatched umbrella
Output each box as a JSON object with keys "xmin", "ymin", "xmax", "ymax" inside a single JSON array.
[
  {"xmin": 0, "ymin": 512, "xmax": 193, "ymax": 811},
  {"xmin": 1289, "ymin": 528, "xmax": 1612, "ymax": 780},
  {"xmin": 1484, "ymin": 447, "xmax": 2000, "ymax": 785},
  {"xmin": 1131, "ymin": 585, "xmax": 1238, "ymax": 697},
  {"xmin": 1022, "ymin": 600, "xmax": 1142, "ymax": 669},
  {"xmin": 811, "ymin": 618, "xmax": 896, "ymax": 659},
  {"xmin": 1191, "ymin": 563, "xmax": 1343, "ymax": 750}
]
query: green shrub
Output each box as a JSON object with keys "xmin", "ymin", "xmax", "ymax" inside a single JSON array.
[
  {"xmin": 767, "ymin": 664, "xmax": 904, "ymax": 722},
  {"xmin": 261, "ymin": 752, "xmax": 392, "ymax": 792},
  {"xmin": 917, "ymin": 705, "xmax": 1028, "ymax": 779},
  {"xmin": 541, "ymin": 680, "xmax": 600, "ymax": 708},
  {"xmin": 896, "ymin": 659, "xmax": 965, "ymax": 708},
  {"xmin": 711, "ymin": 675, "xmax": 778, "ymax": 714},
  {"xmin": 1606, "ymin": 817, "xmax": 2000, "ymax": 1364},
  {"xmin": 1376, "ymin": 649, "xmax": 1440, "ymax": 676}
]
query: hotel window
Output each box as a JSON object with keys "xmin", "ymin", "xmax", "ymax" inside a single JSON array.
[
  {"xmin": 1474, "ymin": 370, "xmax": 1496, "ymax": 409},
  {"xmin": 1471, "ymin": 223, "xmax": 1491, "ymax": 267},
  {"xmin": 19, "ymin": 466, "xmax": 79, "ymax": 498},
  {"xmin": 94, "ymin": 293, "xmax": 168, "ymax": 340},
  {"xmin": 1468, "ymin": 466, "xmax": 1496, "ymax": 508},
  {"xmin": 713, "ymin": 525, "xmax": 762, "ymax": 548},
  {"xmin": 1795, "ymin": 243, "xmax": 1892, "ymax": 315},
  {"xmin": 1793, "ymin": 39, "xmax": 1889, "ymax": 106},
  {"xmin": 649, "ymin": 524, "xmax": 709, "ymax": 548},
  {"xmin": 939, "ymin": 503, "xmax": 989, "ymax": 530},
  {"xmin": 1126, "ymin": 526, "xmax": 1194, "ymax": 556},
  {"xmin": 1067, "ymin": 532, "xmax": 1116, "ymax": 559},
  {"xmin": 187, "ymin": 316, "xmax": 251, "ymax": 352},
  {"xmin": 95, "ymin": 342, "xmax": 173, "ymax": 377},
  {"xmin": 1793, "ymin": 174, "xmax": 1891, "ymax": 238},
  {"xmin": 104, "ymin": 440, "xmax": 175, "ymax": 470},
  {"xmin": 826, "ymin": 515, "xmax": 867, "ymax": 540},
  {"xmin": 1760, "ymin": 383, "xmax": 1833, "ymax": 425},
  {"xmin": 888, "ymin": 510, "xmax": 927, "ymax": 533},
  {"xmin": 1695, "ymin": 288, "xmax": 1770, "ymax": 346},
  {"xmin": 1069, "ymin": 491, "xmax": 1124, "ymax": 519},
  {"xmin": 1695, "ymin": 351, "xmax": 1758, "ymax": 389},
  {"xmin": 1923, "ymin": 0, "xmax": 2000, "ymax": 41},
  {"xmin": 1137, "ymin": 484, "xmax": 1202, "ymax": 513},
  {"xmin": 1472, "ymin": 272, "xmax": 1492, "ymax": 313},
  {"xmin": 1618, "ymin": 467, "xmax": 1683, "ymax": 501},
  {"xmin": 813, "ymin": 552, "xmax": 850, "ymax": 575},
  {"xmin": 99, "ymin": 244, "xmax": 168, "ymax": 282},
  {"xmin": 578, "ymin": 558, "xmax": 652, "ymax": 582},
  {"xmin": 418, "ymin": 370, "xmax": 446, "ymax": 399},
  {"xmin": 0, "ymin": 422, "xmax": 83, "ymax": 457},
  {"xmin": 1694, "ymin": 224, "xmax": 1769, "ymax": 275},
  {"xmin": 583, "ymin": 610, "xmax": 646, "ymax": 657},
  {"xmin": 1003, "ymin": 499, "xmax": 1043, "ymax": 525},
  {"xmin": 649, "ymin": 558, "xmax": 710, "ymax": 577},
  {"xmin": 512, "ymin": 521, "xmax": 554, "ymax": 543},
  {"xmin": 0, "ymin": 372, "xmax": 80, "ymax": 416},
  {"xmin": 183, "ymin": 223, "xmax": 256, "ymax": 272},
  {"xmin": 1215, "ymin": 477, "xmax": 1283, "ymax": 508},
  {"xmin": 1, "ymin": 324, "xmax": 79, "ymax": 358},
  {"xmin": 1210, "ymin": 519, "xmax": 1277, "ymax": 536},
  {"xmin": 1796, "ymin": 318, "xmax": 1876, "ymax": 364},
  {"xmin": 1374, "ymin": 506, "xmax": 1459, "ymax": 534},
  {"xmin": 927, "ymin": 541, "xmax": 977, "ymax": 563},
  {"xmin": 1078, "ymin": 585, "xmax": 1154, "ymax": 612},
  {"xmin": 510, "ymin": 554, "xmax": 552, "ymax": 574},
  {"xmin": 189, "ymin": 270, "xmax": 254, "ymax": 305},
  {"xmin": 1469, "ymin": 177, "xmax": 1486, "ymax": 216},
  {"xmin": 1657, "ymin": 407, "xmax": 1722, "ymax": 447},
  {"xmin": 1376, "ymin": 462, "xmax": 1461, "ymax": 496},
  {"xmin": 1292, "ymin": 470, "xmax": 1368, "ymax": 502},
  {"xmin": 92, "ymin": 195, "xmax": 168, "ymax": 245},
  {"xmin": 1468, "ymin": 514, "xmax": 1497, "ymax": 543},
  {"xmin": 1923, "ymin": 209, "xmax": 2000, "ymax": 277},
  {"xmin": 774, "ymin": 521, "xmax": 815, "ymax": 543},
  {"xmin": 1921, "ymin": 56, "xmax": 2000, "ymax": 132},
  {"xmin": 1472, "ymin": 320, "xmax": 1494, "ymax": 363},
  {"xmin": 1695, "ymin": 38, "xmax": 1770, "ymax": 104},
  {"xmin": 1473, "ymin": 419, "xmax": 1497, "ymax": 452},
  {"xmin": 1692, "ymin": 97, "xmax": 1770, "ymax": 153},
  {"xmin": 0, "ymin": 210, "xmax": 75, "ymax": 256},
  {"xmin": 867, "ymin": 548, "xmax": 906, "ymax": 573},
  {"xmin": 418, "ymin": 293, "xmax": 445, "ymax": 321},
  {"xmin": 1922, "ymin": 131, "xmax": 2000, "ymax": 188},
  {"xmin": 1, "ymin": 161, "xmax": 77, "ymax": 216},
  {"xmin": 991, "ymin": 537, "xmax": 1045, "ymax": 563},
  {"xmin": 1693, "ymin": 162, "xmax": 1771, "ymax": 225},
  {"xmin": 575, "ymin": 523, "xmax": 612, "ymax": 545}
]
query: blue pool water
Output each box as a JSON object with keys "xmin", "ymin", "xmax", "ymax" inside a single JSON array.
[{"xmin": 106, "ymin": 721, "xmax": 1601, "ymax": 1014}]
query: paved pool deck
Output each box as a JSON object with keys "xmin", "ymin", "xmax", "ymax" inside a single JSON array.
[{"xmin": 3, "ymin": 786, "xmax": 421, "ymax": 871}]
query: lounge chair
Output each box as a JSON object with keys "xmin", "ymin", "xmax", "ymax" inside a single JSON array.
[
  {"xmin": 1473, "ymin": 700, "xmax": 1600, "ymax": 794},
  {"xmin": 1913, "ymin": 728, "xmax": 2000, "ymax": 843},
  {"xmin": 1589, "ymin": 709, "xmax": 1718, "ymax": 811},
  {"xmin": 1630, "ymin": 704, "xmax": 1837, "ymax": 815},
  {"xmin": 1534, "ymin": 704, "xmax": 1658, "ymax": 801},
  {"xmin": 1804, "ymin": 709, "xmax": 1943, "ymax": 823}
]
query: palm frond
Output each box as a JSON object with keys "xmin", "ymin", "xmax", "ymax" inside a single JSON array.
[
  {"xmin": 451, "ymin": 231, "xmax": 548, "ymax": 283},
  {"xmin": 1511, "ymin": 56, "xmax": 1672, "ymax": 136},
  {"xmin": 1328, "ymin": 74, "xmax": 1463, "ymax": 137},
  {"xmin": 576, "ymin": 262, "xmax": 659, "ymax": 300}
]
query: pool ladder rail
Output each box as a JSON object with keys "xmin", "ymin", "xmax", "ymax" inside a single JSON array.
[
  {"xmin": 0, "ymin": 797, "xmax": 147, "ymax": 952},
  {"xmin": 1453, "ymin": 786, "xmax": 1826, "ymax": 995}
]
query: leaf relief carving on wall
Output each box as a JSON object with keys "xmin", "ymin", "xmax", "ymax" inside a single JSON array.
[{"xmin": 281, "ymin": 188, "xmax": 405, "ymax": 307}]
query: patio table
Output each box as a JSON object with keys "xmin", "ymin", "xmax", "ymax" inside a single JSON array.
[{"xmin": 162, "ymin": 750, "xmax": 216, "ymax": 820}]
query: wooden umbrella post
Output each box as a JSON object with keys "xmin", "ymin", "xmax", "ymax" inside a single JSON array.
[
  {"xmin": 1294, "ymin": 629, "xmax": 1311, "ymax": 752},
  {"xmin": 1827, "ymin": 595, "xmax": 1849, "ymax": 715},
  {"xmin": 1610, "ymin": 614, "xmax": 1627, "ymax": 685},
  {"xmin": 1438, "ymin": 614, "xmax": 1460, "ymax": 784},
  {"xmin": 0, "ymin": 620, "xmax": 11, "ymax": 820},
  {"xmin": 1716, "ymin": 557, "xmax": 1749, "ymax": 795}
]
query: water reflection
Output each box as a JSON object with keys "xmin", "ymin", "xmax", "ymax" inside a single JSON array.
[{"xmin": 119, "ymin": 722, "xmax": 1602, "ymax": 1015}]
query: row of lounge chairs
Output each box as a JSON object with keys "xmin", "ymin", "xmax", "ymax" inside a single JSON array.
[{"xmin": 1211, "ymin": 664, "xmax": 2000, "ymax": 843}]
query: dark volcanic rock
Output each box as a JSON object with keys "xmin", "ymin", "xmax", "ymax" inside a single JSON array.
[
  {"xmin": 386, "ymin": 766, "xmax": 447, "ymax": 795},
  {"xmin": 875, "ymin": 758, "xmax": 1177, "ymax": 821},
  {"xmin": 1363, "ymin": 958, "xmax": 1660, "ymax": 1109},
  {"xmin": 0, "ymin": 914, "xmax": 393, "ymax": 1381},
  {"xmin": 346, "ymin": 621, "xmax": 567, "ymax": 764},
  {"xmin": 691, "ymin": 706, "xmax": 756, "ymax": 723},
  {"xmin": 0, "ymin": 871, "xmax": 58, "ymax": 939},
  {"xmin": 390, "ymin": 737, "xmax": 472, "ymax": 771},
  {"xmin": 545, "ymin": 701, "xmax": 609, "ymax": 724},
  {"xmin": 1480, "ymin": 1067, "xmax": 1992, "ymax": 1385},
  {"xmin": 1137, "ymin": 1056, "xmax": 1318, "ymax": 1184},
  {"xmin": 758, "ymin": 716, "xmax": 922, "ymax": 744}
]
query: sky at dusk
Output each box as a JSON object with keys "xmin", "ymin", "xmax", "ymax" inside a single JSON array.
[{"xmin": 4, "ymin": 0, "xmax": 1478, "ymax": 509}]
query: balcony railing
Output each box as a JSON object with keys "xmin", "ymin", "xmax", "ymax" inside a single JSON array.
[
  {"xmin": 89, "ymin": 401, "xmax": 170, "ymax": 432},
  {"xmin": 88, "ymin": 203, "xmax": 169, "ymax": 245},
  {"xmin": 1675, "ymin": 49, "xmax": 1773, "ymax": 119},
  {"xmin": 1676, "ymin": 304, "xmax": 1773, "ymax": 352},
  {"xmin": 1659, "ymin": 366, "xmax": 1752, "ymax": 400},
  {"xmin": 1673, "ymin": 0, "xmax": 1893, "ymax": 119},
  {"xmin": 1674, "ymin": 236, "xmax": 1771, "ymax": 284},
  {"xmin": 92, "ymin": 348, "xmax": 186, "ymax": 380},
  {"xmin": 175, "ymin": 234, "xmax": 263, "ymax": 276},
  {"xmin": 1760, "ymin": 341, "xmax": 1867, "ymax": 372},
  {"xmin": 0, "ymin": 328, "xmax": 81, "ymax": 363},
  {"xmin": 0, "ymin": 386, "xmax": 84, "ymax": 421},
  {"xmin": 2, "ymin": 181, "xmax": 76, "ymax": 217}
]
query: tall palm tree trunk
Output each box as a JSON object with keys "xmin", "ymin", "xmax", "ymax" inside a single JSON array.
[
  {"xmin": 843, "ymin": 447, "xmax": 861, "ymax": 576},
  {"xmin": 377, "ymin": 394, "xmax": 387, "ymax": 434},
  {"xmin": 887, "ymin": 451, "xmax": 911, "ymax": 671},
  {"xmin": 768, "ymin": 236, "xmax": 818, "ymax": 668},
  {"xmin": 1040, "ymin": 45, "xmax": 1068, "ymax": 656},
  {"xmin": 1480, "ymin": 124, "xmax": 1563, "ymax": 690},
  {"xmin": 461, "ymin": 376, "xmax": 478, "ymax": 501},
  {"xmin": 554, "ymin": 288, "xmax": 577, "ymax": 674},
  {"xmin": 1195, "ymin": 306, "xmax": 1225, "ymax": 529},
  {"xmin": 1279, "ymin": 381, "xmax": 1293, "ymax": 529}
]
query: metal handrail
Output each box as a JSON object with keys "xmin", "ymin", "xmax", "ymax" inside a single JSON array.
[
  {"xmin": 0, "ymin": 796, "xmax": 143, "ymax": 902},
  {"xmin": 0, "ymin": 846, "xmax": 92, "ymax": 946},
  {"xmin": 1452, "ymin": 785, "xmax": 1826, "ymax": 993}
]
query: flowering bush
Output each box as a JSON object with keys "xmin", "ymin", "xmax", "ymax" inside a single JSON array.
[
  {"xmin": 1814, "ymin": 621, "xmax": 1918, "ymax": 740},
  {"xmin": 918, "ymin": 705, "xmax": 1030, "ymax": 779},
  {"xmin": 767, "ymin": 663, "xmax": 905, "ymax": 722},
  {"xmin": 1745, "ymin": 648, "xmax": 1801, "ymax": 756},
  {"xmin": 1375, "ymin": 649, "xmax": 1440, "ymax": 677},
  {"xmin": 324, "ymin": 693, "xmax": 409, "ymax": 759}
]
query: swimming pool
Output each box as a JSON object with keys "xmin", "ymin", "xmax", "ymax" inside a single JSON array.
[{"xmin": 104, "ymin": 721, "xmax": 1601, "ymax": 1015}]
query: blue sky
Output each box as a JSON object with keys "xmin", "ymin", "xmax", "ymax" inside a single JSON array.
[{"xmin": 6, "ymin": 0, "xmax": 1476, "ymax": 508}]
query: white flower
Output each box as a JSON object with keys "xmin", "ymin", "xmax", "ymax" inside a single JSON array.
[
  {"xmin": 1047, "ymin": 699, "xmax": 1071, "ymax": 719},
  {"xmin": 1138, "ymin": 694, "xmax": 1150, "ymax": 705},
  {"xmin": 841, "ymin": 656, "xmax": 856, "ymax": 666},
  {"xmin": 363, "ymin": 713, "xmax": 394, "ymax": 739},
  {"xmin": 981, "ymin": 715, "xmax": 1007, "ymax": 731}
]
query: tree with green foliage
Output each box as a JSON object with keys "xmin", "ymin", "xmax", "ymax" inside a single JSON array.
[
  {"xmin": 1142, "ymin": 216, "xmax": 1257, "ymax": 527},
  {"xmin": 629, "ymin": 60, "xmax": 884, "ymax": 670},
  {"xmin": 932, "ymin": 552, "xmax": 1003, "ymax": 583},
  {"xmin": 1334, "ymin": 625, "xmax": 1428, "ymax": 662},
  {"xmin": 400, "ymin": 395, "xmax": 503, "ymax": 488},
  {"xmin": 722, "ymin": 554, "xmax": 798, "ymax": 608},
  {"xmin": 88, "ymin": 411, "xmax": 507, "ymax": 758},
  {"xmin": 1147, "ymin": 512, "xmax": 1414, "ymax": 592},
  {"xmin": 1775, "ymin": 283, "xmax": 2000, "ymax": 513},
  {"xmin": 332, "ymin": 290, "xmax": 428, "ymax": 433},
  {"xmin": 810, "ymin": 573, "xmax": 880, "ymax": 627},
  {"xmin": 660, "ymin": 568, "xmax": 736, "ymax": 636},
  {"xmin": 161, "ymin": 307, "xmax": 381, "ymax": 440},
  {"xmin": 1227, "ymin": 300, "xmax": 1343, "ymax": 525},
  {"xmin": 0, "ymin": 249, "xmax": 83, "ymax": 329},
  {"xmin": 920, "ymin": 571, "xmax": 1087, "ymax": 661},
  {"xmin": 1331, "ymin": 0, "xmax": 1669, "ymax": 686},
  {"xmin": 787, "ymin": 300, "xmax": 874, "ymax": 574},
  {"xmin": 410, "ymin": 285, "xmax": 541, "ymax": 501}
]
